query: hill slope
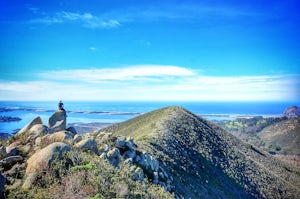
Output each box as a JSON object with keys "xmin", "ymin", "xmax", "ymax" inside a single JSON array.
[
  {"xmin": 99, "ymin": 106, "xmax": 300, "ymax": 198},
  {"xmin": 258, "ymin": 117, "xmax": 300, "ymax": 155}
]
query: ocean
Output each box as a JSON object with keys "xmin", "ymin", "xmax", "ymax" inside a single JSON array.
[{"xmin": 0, "ymin": 101, "xmax": 298, "ymax": 135}]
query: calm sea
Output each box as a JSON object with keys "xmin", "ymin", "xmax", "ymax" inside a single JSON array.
[{"xmin": 0, "ymin": 101, "xmax": 298, "ymax": 134}]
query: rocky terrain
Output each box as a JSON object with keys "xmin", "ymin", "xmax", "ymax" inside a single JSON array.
[
  {"xmin": 98, "ymin": 106, "xmax": 300, "ymax": 198},
  {"xmin": 1, "ymin": 106, "xmax": 300, "ymax": 198},
  {"xmin": 0, "ymin": 109, "xmax": 172, "ymax": 198}
]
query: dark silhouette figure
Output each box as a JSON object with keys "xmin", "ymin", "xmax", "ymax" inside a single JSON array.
[
  {"xmin": 58, "ymin": 100, "xmax": 65, "ymax": 111},
  {"xmin": 58, "ymin": 100, "xmax": 67, "ymax": 117}
]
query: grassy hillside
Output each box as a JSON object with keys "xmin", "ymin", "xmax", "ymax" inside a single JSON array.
[
  {"xmin": 99, "ymin": 106, "xmax": 300, "ymax": 198},
  {"xmin": 258, "ymin": 117, "xmax": 300, "ymax": 155},
  {"xmin": 216, "ymin": 116, "xmax": 300, "ymax": 168}
]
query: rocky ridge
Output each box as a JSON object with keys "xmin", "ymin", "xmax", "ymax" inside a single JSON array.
[{"xmin": 99, "ymin": 106, "xmax": 300, "ymax": 198}]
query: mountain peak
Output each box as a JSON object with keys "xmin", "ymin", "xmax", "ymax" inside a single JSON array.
[{"xmin": 99, "ymin": 106, "xmax": 300, "ymax": 198}]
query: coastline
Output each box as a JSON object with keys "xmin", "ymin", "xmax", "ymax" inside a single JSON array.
[{"xmin": 0, "ymin": 101, "xmax": 296, "ymax": 135}]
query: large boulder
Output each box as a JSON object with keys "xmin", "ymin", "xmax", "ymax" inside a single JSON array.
[
  {"xmin": 25, "ymin": 142, "xmax": 70, "ymax": 175},
  {"xmin": 23, "ymin": 142, "xmax": 70, "ymax": 189},
  {"xmin": 48, "ymin": 110, "xmax": 67, "ymax": 132},
  {"xmin": 48, "ymin": 131, "xmax": 74, "ymax": 142},
  {"xmin": 107, "ymin": 148, "xmax": 120, "ymax": 167},
  {"xmin": 16, "ymin": 116, "xmax": 43, "ymax": 136},
  {"xmin": 26, "ymin": 124, "xmax": 50, "ymax": 140},
  {"xmin": 74, "ymin": 138, "xmax": 98, "ymax": 154}
]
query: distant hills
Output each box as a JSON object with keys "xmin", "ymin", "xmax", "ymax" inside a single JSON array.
[
  {"xmin": 217, "ymin": 106, "xmax": 300, "ymax": 168},
  {"xmin": 284, "ymin": 105, "xmax": 300, "ymax": 117},
  {"xmin": 99, "ymin": 106, "xmax": 300, "ymax": 198}
]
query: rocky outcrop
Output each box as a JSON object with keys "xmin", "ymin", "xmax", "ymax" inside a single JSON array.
[
  {"xmin": 99, "ymin": 135, "xmax": 173, "ymax": 191},
  {"xmin": 25, "ymin": 142, "xmax": 70, "ymax": 175},
  {"xmin": 107, "ymin": 148, "xmax": 120, "ymax": 167},
  {"xmin": 0, "ymin": 156, "xmax": 23, "ymax": 170},
  {"xmin": 73, "ymin": 134, "xmax": 82, "ymax": 143},
  {"xmin": 16, "ymin": 116, "xmax": 43, "ymax": 136},
  {"xmin": 27, "ymin": 124, "xmax": 50, "ymax": 137},
  {"xmin": 48, "ymin": 130, "xmax": 75, "ymax": 142},
  {"xmin": 6, "ymin": 145, "xmax": 19, "ymax": 157},
  {"xmin": 66, "ymin": 126, "xmax": 77, "ymax": 135},
  {"xmin": 48, "ymin": 110, "xmax": 67, "ymax": 132},
  {"xmin": 0, "ymin": 146, "xmax": 6, "ymax": 159},
  {"xmin": 284, "ymin": 106, "xmax": 300, "ymax": 117},
  {"xmin": 74, "ymin": 138, "xmax": 98, "ymax": 154},
  {"xmin": 23, "ymin": 142, "xmax": 70, "ymax": 189}
]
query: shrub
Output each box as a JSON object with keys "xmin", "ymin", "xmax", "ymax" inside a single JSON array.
[{"xmin": 9, "ymin": 150, "xmax": 173, "ymax": 199}]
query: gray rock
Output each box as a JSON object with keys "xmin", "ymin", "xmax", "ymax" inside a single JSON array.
[
  {"xmin": 0, "ymin": 146, "xmax": 7, "ymax": 159},
  {"xmin": 6, "ymin": 146, "xmax": 19, "ymax": 157},
  {"xmin": 131, "ymin": 166, "xmax": 144, "ymax": 182},
  {"xmin": 135, "ymin": 152, "xmax": 159, "ymax": 173},
  {"xmin": 29, "ymin": 124, "xmax": 50, "ymax": 135},
  {"xmin": 22, "ymin": 172, "xmax": 37, "ymax": 189},
  {"xmin": 115, "ymin": 136, "xmax": 137, "ymax": 151},
  {"xmin": 74, "ymin": 138, "xmax": 98, "ymax": 154},
  {"xmin": 20, "ymin": 124, "xmax": 50, "ymax": 143},
  {"xmin": 66, "ymin": 126, "xmax": 77, "ymax": 135},
  {"xmin": 100, "ymin": 132, "xmax": 113, "ymax": 142},
  {"xmin": 0, "ymin": 156, "xmax": 23, "ymax": 170},
  {"xmin": 153, "ymin": 171, "xmax": 159, "ymax": 184},
  {"xmin": 98, "ymin": 144, "xmax": 110, "ymax": 154},
  {"xmin": 107, "ymin": 148, "xmax": 120, "ymax": 167},
  {"xmin": 16, "ymin": 116, "xmax": 43, "ymax": 136},
  {"xmin": 114, "ymin": 136, "xmax": 126, "ymax": 148},
  {"xmin": 123, "ymin": 150, "xmax": 136, "ymax": 159},
  {"xmin": 50, "ymin": 120, "xmax": 66, "ymax": 132},
  {"xmin": 25, "ymin": 142, "xmax": 70, "ymax": 175},
  {"xmin": 48, "ymin": 110, "xmax": 67, "ymax": 132},
  {"xmin": 48, "ymin": 130, "xmax": 74, "ymax": 142},
  {"xmin": 124, "ymin": 158, "xmax": 133, "ymax": 166},
  {"xmin": 73, "ymin": 134, "xmax": 82, "ymax": 143},
  {"xmin": 125, "ymin": 137, "xmax": 137, "ymax": 150},
  {"xmin": 5, "ymin": 163, "xmax": 26, "ymax": 179}
]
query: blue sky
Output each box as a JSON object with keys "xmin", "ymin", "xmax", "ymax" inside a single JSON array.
[{"xmin": 0, "ymin": 0, "xmax": 299, "ymax": 101}]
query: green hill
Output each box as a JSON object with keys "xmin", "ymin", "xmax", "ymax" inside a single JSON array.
[{"xmin": 99, "ymin": 106, "xmax": 300, "ymax": 198}]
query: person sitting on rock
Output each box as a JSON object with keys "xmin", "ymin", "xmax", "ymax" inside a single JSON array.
[
  {"xmin": 58, "ymin": 100, "xmax": 67, "ymax": 117},
  {"xmin": 58, "ymin": 100, "xmax": 65, "ymax": 111}
]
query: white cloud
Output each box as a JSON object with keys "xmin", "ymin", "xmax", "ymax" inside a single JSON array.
[
  {"xmin": 29, "ymin": 11, "xmax": 120, "ymax": 29},
  {"xmin": 0, "ymin": 66, "xmax": 299, "ymax": 101},
  {"xmin": 89, "ymin": 47, "xmax": 97, "ymax": 51},
  {"xmin": 39, "ymin": 65, "xmax": 196, "ymax": 82}
]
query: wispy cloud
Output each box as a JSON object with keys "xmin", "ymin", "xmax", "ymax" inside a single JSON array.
[
  {"xmin": 39, "ymin": 65, "xmax": 195, "ymax": 82},
  {"xmin": 29, "ymin": 11, "xmax": 120, "ymax": 29},
  {"xmin": 0, "ymin": 66, "xmax": 299, "ymax": 101},
  {"xmin": 98, "ymin": 2, "xmax": 264, "ymax": 25},
  {"xmin": 89, "ymin": 47, "xmax": 97, "ymax": 51}
]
